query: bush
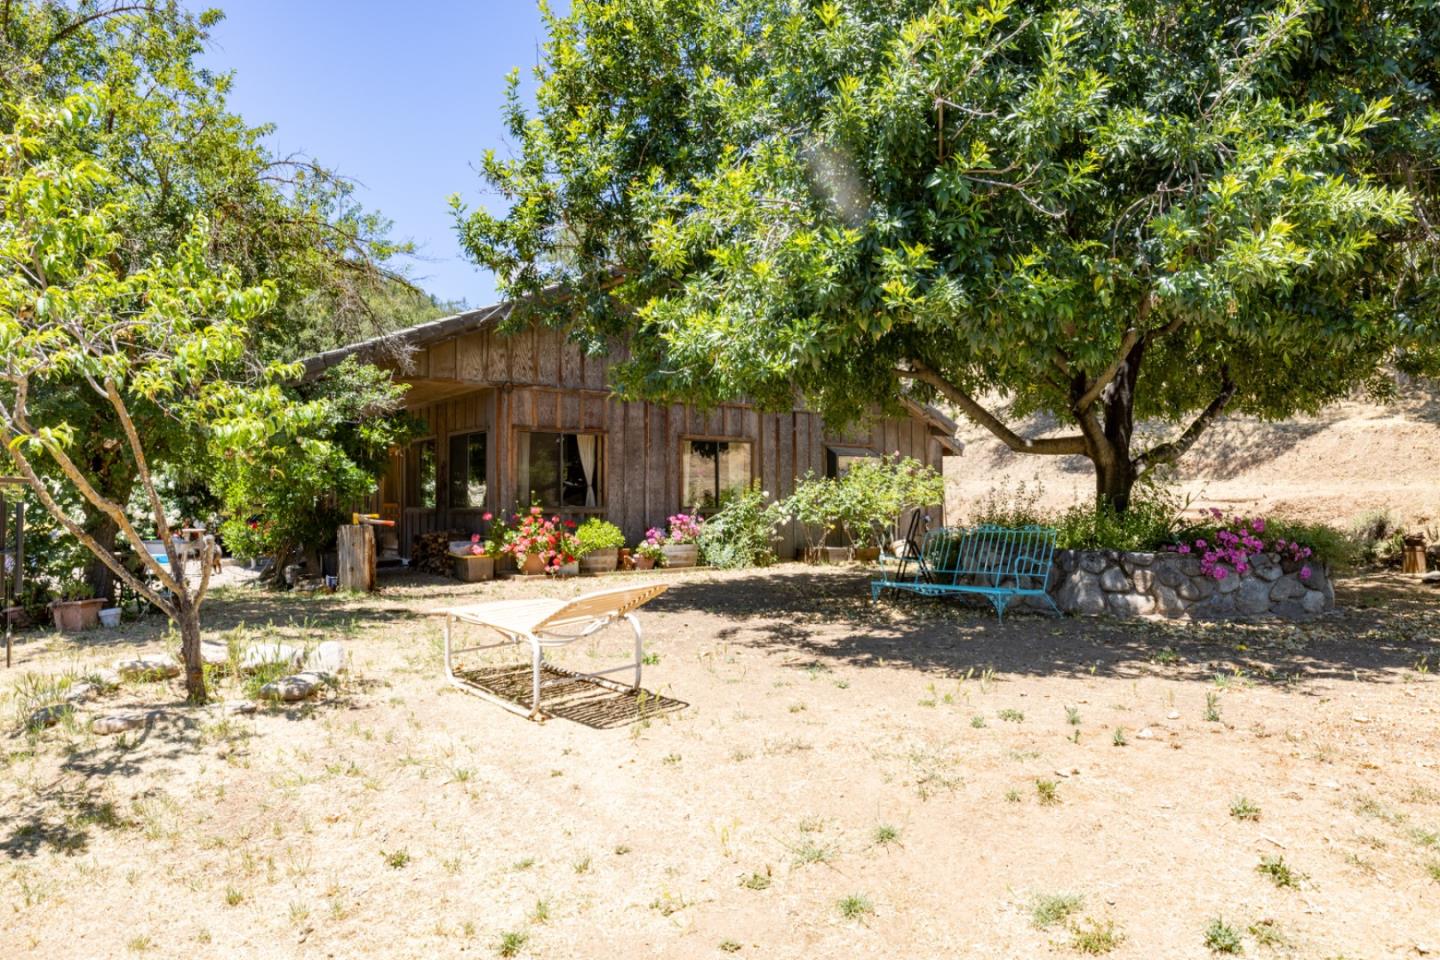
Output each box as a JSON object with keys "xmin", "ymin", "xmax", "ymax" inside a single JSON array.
[
  {"xmin": 783, "ymin": 456, "xmax": 944, "ymax": 551},
  {"xmin": 573, "ymin": 519, "xmax": 625, "ymax": 556},
  {"xmin": 698, "ymin": 482, "xmax": 785, "ymax": 569}
]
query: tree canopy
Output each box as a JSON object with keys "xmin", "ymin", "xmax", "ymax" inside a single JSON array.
[{"xmin": 456, "ymin": 0, "xmax": 1440, "ymax": 509}]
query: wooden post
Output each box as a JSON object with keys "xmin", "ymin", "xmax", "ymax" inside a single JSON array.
[
  {"xmin": 1403, "ymin": 535, "xmax": 1428, "ymax": 575},
  {"xmin": 337, "ymin": 524, "xmax": 376, "ymax": 593}
]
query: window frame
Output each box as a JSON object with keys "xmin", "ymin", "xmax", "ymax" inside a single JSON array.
[
  {"xmin": 680, "ymin": 435, "xmax": 755, "ymax": 515},
  {"xmin": 447, "ymin": 430, "xmax": 489, "ymax": 511},
  {"xmin": 408, "ymin": 437, "xmax": 438, "ymax": 511},
  {"xmin": 825, "ymin": 445, "xmax": 880, "ymax": 479},
  {"xmin": 513, "ymin": 429, "xmax": 607, "ymax": 513}
]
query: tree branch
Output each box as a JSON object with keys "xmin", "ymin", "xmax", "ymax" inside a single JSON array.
[
  {"xmin": 903, "ymin": 360, "xmax": 1089, "ymax": 456},
  {"xmin": 1136, "ymin": 372, "xmax": 1237, "ymax": 472}
]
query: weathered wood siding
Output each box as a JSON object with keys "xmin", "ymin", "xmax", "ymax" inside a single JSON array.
[{"xmin": 375, "ymin": 324, "xmax": 946, "ymax": 557}]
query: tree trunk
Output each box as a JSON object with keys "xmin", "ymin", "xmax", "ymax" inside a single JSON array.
[
  {"xmin": 175, "ymin": 599, "xmax": 207, "ymax": 704},
  {"xmin": 1092, "ymin": 337, "xmax": 1146, "ymax": 513},
  {"xmin": 84, "ymin": 511, "xmax": 119, "ymax": 603}
]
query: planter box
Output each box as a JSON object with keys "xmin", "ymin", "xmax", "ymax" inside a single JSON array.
[
  {"xmin": 660, "ymin": 543, "xmax": 698, "ymax": 568},
  {"xmin": 633, "ymin": 555, "xmax": 657, "ymax": 570},
  {"xmin": 52, "ymin": 598, "xmax": 104, "ymax": 633},
  {"xmin": 579, "ymin": 548, "xmax": 619, "ymax": 575},
  {"xmin": 451, "ymin": 553, "xmax": 495, "ymax": 582}
]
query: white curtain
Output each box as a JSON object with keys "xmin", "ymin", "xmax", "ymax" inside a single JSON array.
[{"xmin": 575, "ymin": 434, "xmax": 597, "ymax": 506}]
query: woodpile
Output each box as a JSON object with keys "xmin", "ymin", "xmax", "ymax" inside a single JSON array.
[{"xmin": 411, "ymin": 531, "xmax": 455, "ymax": 576}]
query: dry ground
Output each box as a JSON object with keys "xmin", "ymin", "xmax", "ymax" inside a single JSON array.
[{"xmin": 2, "ymin": 565, "xmax": 1439, "ymax": 959}]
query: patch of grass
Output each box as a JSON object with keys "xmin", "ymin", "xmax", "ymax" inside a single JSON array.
[
  {"xmin": 1065, "ymin": 705, "xmax": 1081, "ymax": 726},
  {"xmin": 224, "ymin": 886, "xmax": 245, "ymax": 907},
  {"xmin": 1230, "ymin": 796, "xmax": 1261, "ymax": 821},
  {"xmin": 1256, "ymin": 855, "xmax": 1305, "ymax": 889},
  {"xmin": 1036, "ymin": 779, "xmax": 1060, "ymax": 806},
  {"xmin": 572, "ymin": 855, "xmax": 592, "ymax": 874},
  {"xmin": 790, "ymin": 838, "xmax": 834, "ymax": 866},
  {"xmin": 650, "ymin": 890, "xmax": 689, "ymax": 916},
  {"xmin": 971, "ymin": 715, "xmax": 987, "ymax": 728},
  {"xmin": 382, "ymin": 849, "xmax": 410, "ymax": 869},
  {"xmin": 126, "ymin": 935, "xmax": 153, "ymax": 954},
  {"xmin": 837, "ymin": 894, "xmax": 874, "ymax": 921},
  {"xmin": 740, "ymin": 871, "xmax": 771, "ymax": 890},
  {"xmin": 641, "ymin": 652, "xmax": 660, "ymax": 665},
  {"xmin": 1112, "ymin": 727, "xmax": 1127, "ymax": 747},
  {"xmin": 719, "ymin": 940, "xmax": 742, "ymax": 953},
  {"xmin": 998, "ymin": 708, "xmax": 1024, "ymax": 723},
  {"xmin": 1005, "ymin": 788, "xmax": 1022, "ymax": 803},
  {"xmin": 1248, "ymin": 919, "xmax": 1287, "ymax": 948},
  {"xmin": 1028, "ymin": 892, "xmax": 1083, "ymax": 929},
  {"xmin": 1069, "ymin": 916, "xmax": 1123, "ymax": 955},
  {"xmin": 871, "ymin": 823, "xmax": 899, "ymax": 846},
  {"xmin": 241, "ymin": 659, "xmax": 295, "ymax": 700},
  {"xmin": 1204, "ymin": 691, "xmax": 1222, "ymax": 723},
  {"xmin": 529, "ymin": 899, "xmax": 550, "ymax": 924},
  {"xmin": 1204, "ymin": 917, "xmax": 1244, "ymax": 954},
  {"xmin": 613, "ymin": 844, "xmax": 631, "ymax": 856},
  {"xmin": 1426, "ymin": 861, "xmax": 1440, "ymax": 882},
  {"xmin": 662, "ymin": 753, "xmax": 681, "ymax": 765},
  {"xmin": 496, "ymin": 930, "xmax": 528, "ymax": 957},
  {"xmin": 511, "ymin": 857, "xmax": 535, "ymax": 871}
]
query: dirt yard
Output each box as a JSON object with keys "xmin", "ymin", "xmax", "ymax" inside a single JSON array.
[{"xmin": 3, "ymin": 565, "xmax": 1438, "ymax": 959}]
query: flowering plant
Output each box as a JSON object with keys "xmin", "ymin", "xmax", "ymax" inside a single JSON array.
[
  {"xmin": 635, "ymin": 527, "xmax": 667, "ymax": 563},
  {"xmin": 665, "ymin": 513, "xmax": 705, "ymax": 545},
  {"xmin": 1169, "ymin": 509, "xmax": 1314, "ymax": 581}
]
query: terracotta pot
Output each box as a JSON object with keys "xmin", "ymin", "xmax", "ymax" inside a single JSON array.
[
  {"xmin": 520, "ymin": 553, "xmax": 547, "ymax": 576},
  {"xmin": 51, "ymin": 598, "xmax": 105, "ymax": 633},
  {"xmin": 633, "ymin": 555, "xmax": 656, "ymax": 570},
  {"xmin": 452, "ymin": 553, "xmax": 495, "ymax": 582},
  {"xmin": 579, "ymin": 548, "xmax": 618, "ymax": 575},
  {"xmin": 660, "ymin": 543, "xmax": 699, "ymax": 568}
]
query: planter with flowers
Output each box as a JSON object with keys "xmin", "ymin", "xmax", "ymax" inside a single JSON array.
[
  {"xmin": 505, "ymin": 506, "xmax": 564, "ymax": 576},
  {"xmin": 450, "ymin": 513, "xmax": 503, "ymax": 582},
  {"xmin": 658, "ymin": 513, "xmax": 704, "ymax": 569},
  {"xmin": 575, "ymin": 519, "xmax": 625, "ymax": 574},
  {"xmin": 634, "ymin": 531, "xmax": 666, "ymax": 570}
]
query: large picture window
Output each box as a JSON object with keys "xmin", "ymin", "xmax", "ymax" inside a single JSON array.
[
  {"xmin": 516, "ymin": 432, "xmax": 603, "ymax": 508},
  {"xmin": 410, "ymin": 439, "xmax": 437, "ymax": 510},
  {"xmin": 448, "ymin": 431, "xmax": 487, "ymax": 509},
  {"xmin": 682, "ymin": 440, "xmax": 752, "ymax": 512}
]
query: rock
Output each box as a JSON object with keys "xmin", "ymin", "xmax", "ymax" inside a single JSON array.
[
  {"xmin": 222, "ymin": 700, "xmax": 257, "ymax": 716},
  {"xmin": 304, "ymin": 641, "xmax": 349, "ymax": 676},
  {"xmin": 1131, "ymin": 568, "xmax": 1156, "ymax": 593},
  {"xmin": 200, "ymin": 641, "xmax": 231, "ymax": 666},
  {"xmin": 1236, "ymin": 578, "xmax": 1273, "ymax": 615},
  {"xmin": 1422, "ymin": 571, "xmax": 1440, "ymax": 586},
  {"xmin": 1251, "ymin": 553, "xmax": 1282, "ymax": 582},
  {"xmin": 1177, "ymin": 557, "xmax": 1203, "ymax": 579},
  {"xmin": 1301, "ymin": 589, "xmax": 1328, "ymax": 614},
  {"xmin": 1100, "ymin": 567, "xmax": 1132, "ymax": 593},
  {"xmin": 1155, "ymin": 560, "xmax": 1189, "ymax": 588},
  {"xmin": 64, "ymin": 682, "xmax": 99, "ymax": 704},
  {"xmin": 114, "ymin": 655, "xmax": 180, "ymax": 681},
  {"xmin": 1177, "ymin": 577, "xmax": 1213, "ymax": 601},
  {"xmin": 1153, "ymin": 584, "xmax": 1187, "ymax": 619},
  {"xmin": 1215, "ymin": 568, "xmax": 1242, "ymax": 594},
  {"xmin": 1191, "ymin": 594, "xmax": 1236, "ymax": 619},
  {"xmin": 1136, "ymin": 727, "xmax": 1155, "ymax": 740},
  {"xmin": 1055, "ymin": 550, "xmax": 1077, "ymax": 573},
  {"xmin": 259, "ymin": 671, "xmax": 327, "ymax": 702},
  {"xmin": 92, "ymin": 713, "xmax": 149, "ymax": 735},
  {"xmin": 240, "ymin": 643, "xmax": 303, "ymax": 673},
  {"xmin": 1270, "ymin": 576, "xmax": 1307, "ymax": 601},
  {"xmin": 1058, "ymin": 571, "xmax": 1106, "ymax": 616},
  {"xmin": 1121, "ymin": 552, "xmax": 1154, "ymax": 574},
  {"xmin": 1079, "ymin": 552, "xmax": 1107, "ymax": 575},
  {"xmin": 1107, "ymin": 592, "xmax": 1155, "ymax": 617},
  {"xmin": 92, "ymin": 668, "xmax": 121, "ymax": 688},
  {"xmin": 1166, "ymin": 709, "xmax": 1181, "ymax": 720},
  {"xmin": 26, "ymin": 704, "xmax": 72, "ymax": 730}
]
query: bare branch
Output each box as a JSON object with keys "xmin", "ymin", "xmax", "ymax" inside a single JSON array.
[
  {"xmin": 903, "ymin": 360, "xmax": 1089, "ymax": 456},
  {"xmin": 1136, "ymin": 372, "xmax": 1238, "ymax": 472}
]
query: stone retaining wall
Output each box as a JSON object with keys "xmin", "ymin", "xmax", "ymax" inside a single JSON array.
[{"xmin": 1048, "ymin": 549, "xmax": 1335, "ymax": 619}]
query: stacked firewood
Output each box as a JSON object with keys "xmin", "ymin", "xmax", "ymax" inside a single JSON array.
[{"xmin": 410, "ymin": 531, "xmax": 456, "ymax": 576}]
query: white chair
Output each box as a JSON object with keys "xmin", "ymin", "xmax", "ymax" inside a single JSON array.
[{"xmin": 441, "ymin": 582, "xmax": 669, "ymax": 720}]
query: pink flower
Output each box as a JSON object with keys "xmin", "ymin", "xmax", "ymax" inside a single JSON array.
[
  {"xmin": 471, "ymin": 533, "xmax": 481, "ymax": 542},
  {"xmin": 482, "ymin": 512, "xmax": 493, "ymax": 522},
  {"xmin": 1300, "ymin": 566, "xmax": 1312, "ymax": 580}
]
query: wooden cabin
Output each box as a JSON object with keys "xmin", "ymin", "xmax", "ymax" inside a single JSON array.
[{"xmin": 302, "ymin": 302, "xmax": 962, "ymax": 559}]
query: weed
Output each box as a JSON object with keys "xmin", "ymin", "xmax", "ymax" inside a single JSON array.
[
  {"xmin": 224, "ymin": 886, "xmax": 244, "ymax": 907},
  {"xmin": 662, "ymin": 753, "xmax": 681, "ymax": 765},
  {"xmin": 998, "ymin": 708, "xmax": 1024, "ymax": 723},
  {"xmin": 872, "ymin": 824, "xmax": 899, "ymax": 846},
  {"xmin": 1153, "ymin": 647, "xmax": 1181, "ymax": 665},
  {"xmin": 1248, "ymin": 919, "xmax": 1287, "ymax": 948},
  {"xmin": 1112, "ymin": 727, "xmax": 1127, "ymax": 747},
  {"xmin": 1256, "ymin": 855, "xmax": 1305, "ymax": 889},
  {"xmin": 1070, "ymin": 916, "xmax": 1123, "ymax": 954},
  {"xmin": 641, "ymin": 652, "xmax": 660, "ymax": 665},
  {"xmin": 1426, "ymin": 861, "xmax": 1440, "ymax": 882},
  {"xmin": 614, "ymin": 844, "xmax": 632, "ymax": 856},
  {"xmin": 1005, "ymin": 788, "xmax": 1022, "ymax": 803},
  {"xmin": 1204, "ymin": 917, "xmax": 1244, "ymax": 954},
  {"xmin": 837, "ymin": 894, "xmax": 874, "ymax": 921},
  {"xmin": 1230, "ymin": 797, "xmax": 1261, "ymax": 821},
  {"xmin": 572, "ymin": 855, "xmax": 592, "ymax": 874},
  {"xmin": 382, "ymin": 849, "xmax": 410, "ymax": 869},
  {"xmin": 971, "ymin": 715, "xmax": 987, "ymax": 728},
  {"xmin": 126, "ymin": 935, "xmax": 153, "ymax": 954},
  {"xmin": 497, "ymin": 930, "xmax": 528, "ymax": 957},
  {"xmin": 1205, "ymin": 692, "xmax": 1222, "ymax": 723},
  {"xmin": 530, "ymin": 899, "xmax": 550, "ymax": 923},
  {"xmin": 1036, "ymin": 779, "xmax": 1060, "ymax": 806},
  {"xmin": 650, "ymin": 890, "xmax": 689, "ymax": 916},
  {"xmin": 740, "ymin": 871, "xmax": 771, "ymax": 890},
  {"xmin": 1066, "ymin": 705, "xmax": 1081, "ymax": 726},
  {"xmin": 511, "ymin": 857, "xmax": 535, "ymax": 871},
  {"xmin": 719, "ymin": 940, "xmax": 742, "ymax": 953},
  {"xmin": 790, "ymin": 838, "xmax": 834, "ymax": 866},
  {"xmin": 1028, "ymin": 892, "xmax": 1083, "ymax": 929}
]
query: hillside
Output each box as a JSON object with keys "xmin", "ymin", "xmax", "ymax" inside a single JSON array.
[{"xmin": 945, "ymin": 379, "xmax": 1440, "ymax": 531}]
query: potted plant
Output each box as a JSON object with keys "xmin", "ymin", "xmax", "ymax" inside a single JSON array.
[
  {"xmin": 634, "ymin": 531, "xmax": 666, "ymax": 570},
  {"xmin": 507, "ymin": 506, "xmax": 560, "ymax": 576},
  {"xmin": 659, "ymin": 513, "xmax": 703, "ymax": 568},
  {"xmin": 51, "ymin": 579, "xmax": 104, "ymax": 632},
  {"xmin": 575, "ymin": 518, "xmax": 625, "ymax": 574},
  {"xmin": 450, "ymin": 519, "xmax": 497, "ymax": 583},
  {"xmin": 549, "ymin": 525, "xmax": 581, "ymax": 577}
]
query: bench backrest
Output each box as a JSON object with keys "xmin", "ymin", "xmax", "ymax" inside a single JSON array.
[
  {"xmin": 924, "ymin": 525, "xmax": 1056, "ymax": 585},
  {"xmin": 535, "ymin": 582, "xmax": 669, "ymax": 634}
]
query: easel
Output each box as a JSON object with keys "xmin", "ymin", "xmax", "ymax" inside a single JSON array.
[
  {"xmin": 0, "ymin": 478, "xmax": 27, "ymax": 669},
  {"xmin": 889, "ymin": 509, "xmax": 933, "ymax": 584}
]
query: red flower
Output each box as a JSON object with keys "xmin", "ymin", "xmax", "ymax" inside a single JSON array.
[{"xmin": 564, "ymin": 520, "xmax": 576, "ymax": 528}]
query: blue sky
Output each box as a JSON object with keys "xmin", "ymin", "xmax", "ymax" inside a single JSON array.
[{"xmin": 205, "ymin": 1, "xmax": 562, "ymax": 309}]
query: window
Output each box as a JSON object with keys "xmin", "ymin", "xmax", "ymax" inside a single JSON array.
[
  {"xmin": 826, "ymin": 445, "xmax": 879, "ymax": 478},
  {"xmin": 448, "ymin": 431, "xmax": 488, "ymax": 509},
  {"xmin": 516, "ymin": 432, "xmax": 603, "ymax": 508},
  {"xmin": 682, "ymin": 440, "xmax": 752, "ymax": 512},
  {"xmin": 410, "ymin": 439, "xmax": 437, "ymax": 509}
]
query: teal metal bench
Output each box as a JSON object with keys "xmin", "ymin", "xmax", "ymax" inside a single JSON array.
[{"xmin": 872, "ymin": 524, "xmax": 1062, "ymax": 621}]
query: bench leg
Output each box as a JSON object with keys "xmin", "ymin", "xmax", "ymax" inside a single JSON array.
[
  {"xmin": 624, "ymin": 612, "xmax": 643, "ymax": 690},
  {"xmin": 992, "ymin": 594, "xmax": 1009, "ymax": 622},
  {"xmin": 530, "ymin": 639, "xmax": 543, "ymax": 720}
]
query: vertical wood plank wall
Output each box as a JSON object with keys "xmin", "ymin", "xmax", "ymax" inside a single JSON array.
[{"xmin": 375, "ymin": 324, "xmax": 946, "ymax": 557}]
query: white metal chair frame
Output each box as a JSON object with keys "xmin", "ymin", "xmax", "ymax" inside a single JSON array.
[{"xmin": 441, "ymin": 583, "xmax": 668, "ymax": 721}]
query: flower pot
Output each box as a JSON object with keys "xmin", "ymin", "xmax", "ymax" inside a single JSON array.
[
  {"xmin": 633, "ymin": 555, "xmax": 656, "ymax": 570},
  {"xmin": 554, "ymin": 560, "xmax": 580, "ymax": 577},
  {"xmin": 818, "ymin": 546, "xmax": 850, "ymax": 564},
  {"xmin": 579, "ymin": 548, "xmax": 619, "ymax": 575},
  {"xmin": 852, "ymin": 546, "xmax": 881, "ymax": 563},
  {"xmin": 520, "ymin": 553, "xmax": 547, "ymax": 576},
  {"xmin": 452, "ymin": 553, "xmax": 495, "ymax": 582},
  {"xmin": 51, "ymin": 598, "xmax": 105, "ymax": 633},
  {"xmin": 661, "ymin": 543, "xmax": 698, "ymax": 568},
  {"xmin": 98, "ymin": 607, "xmax": 122, "ymax": 629}
]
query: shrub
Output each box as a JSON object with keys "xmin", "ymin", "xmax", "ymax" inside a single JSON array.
[
  {"xmin": 698, "ymin": 482, "xmax": 785, "ymax": 569},
  {"xmin": 573, "ymin": 518, "xmax": 625, "ymax": 556},
  {"xmin": 784, "ymin": 456, "xmax": 943, "ymax": 551},
  {"xmin": 782, "ymin": 472, "xmax": 841, "ymax": 554}
]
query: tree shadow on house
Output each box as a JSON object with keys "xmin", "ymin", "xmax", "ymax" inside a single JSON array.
[{"xmin": 651, "ymin": 566, "xmax": 1438, "ymax": 688}]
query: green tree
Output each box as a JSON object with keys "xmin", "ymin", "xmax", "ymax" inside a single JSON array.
[
  {"xmin": 0, "ymin": 91, "xmax": 292, "ymax": 702},
  {"xmin": 3, "ymin": 1, "xmax": 435, "ymax": 597},
  {"xmin": 456, "ymin": 0, "xmax": 1440, "ymax": 511}
]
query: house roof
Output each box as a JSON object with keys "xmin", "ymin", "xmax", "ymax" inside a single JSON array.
[{"xmin": 299, "ymin": 299, "xmax": 963, "ymax": 455}]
